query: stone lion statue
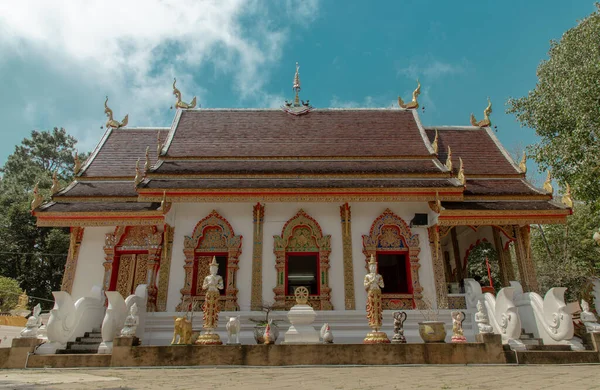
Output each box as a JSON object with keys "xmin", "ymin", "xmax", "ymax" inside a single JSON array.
[{"xmin": 171, "ymin": 316, "xmax": 193, "ymax": 345}]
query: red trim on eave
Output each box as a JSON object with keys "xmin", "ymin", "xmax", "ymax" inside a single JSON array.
[
  {"xmin": 439, "ymin": 213, "xmax": 568, "ymax": 220},
  {"xmin": 37, "ymin": 215, "xmax": 163, "ymax": 221},
  {"xmin": 140, "ymin": 190, "xmax": 463, "ymax": 197}
]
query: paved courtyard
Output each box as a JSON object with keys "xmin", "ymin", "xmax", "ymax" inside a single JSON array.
[{"xmin": 0, "ymin": 365, "xmax": 599, "ymax": 390}]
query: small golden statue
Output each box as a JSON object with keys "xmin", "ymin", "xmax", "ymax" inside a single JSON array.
[
  {"xmin": 104, "ymin": 96, "xmax": 129, "ymax": 129},
  {"xmin": 173, "ymin": 78, "xmax": 197, "ymax": 109},
  {"xmin": 195, "ymin": 256, "xmax": 224, "ymax": 345},
  {"xmin": 171, "ymin": 316, "xmax": 193, "ymax": 345},
  {"xmin": 398, "ymin": 79, "xmax": 421, "ymax": 109},
  {"xmin": 363, "ymin": 255, "xmax": 390, "ymax": 344},
  {"xmin": 470, "ymin": 98, "xmax": 492, "ymax": 127}
]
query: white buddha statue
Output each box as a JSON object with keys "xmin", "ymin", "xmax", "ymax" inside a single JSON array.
[{"xmin": 580, "ymin": 300, "xmax": 600, "ymax": 333}]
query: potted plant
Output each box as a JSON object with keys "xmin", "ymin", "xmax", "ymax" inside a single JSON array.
[
  {"xmin": 417, "ymin": 294, "xmax": 447, "ymax": 343},
  {"xmin": 249, "ymin": 302, "xmax": 282, "ymax": 344}
]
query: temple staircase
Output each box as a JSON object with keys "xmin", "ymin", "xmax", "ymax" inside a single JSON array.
[
  {"xmin": 56, "ymin": 329, "xmax": 102, "ymax": 354},
  {"xmin": 507, "ymin": 329, "xmax": 572, "ymax": 351}
]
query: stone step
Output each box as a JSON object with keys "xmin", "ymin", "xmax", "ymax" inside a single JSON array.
[
  {"xmin": 520, "ymin": 338, "xmax": 543, "ymax": 346},
  {"xmin": 519, "ymin": 333, "xmax": 536, "ymax": 340},
  {"xmin": 84, "ymin": 332, "xmax": 102, "ymax": 338},
  {"xmin": 56, "ymin": 349, "xmax": 100, "ymax": 355},
  {"xmin": 524, "ymin": 344, "xmax": 572, "ymax": 351},
  {"xmin": 69, "ymin": 343, "xmax": 101, "ymax": 351},
  {"xmin": 75, "ymin": 337, "xmax": 103, "ymax": 343}
]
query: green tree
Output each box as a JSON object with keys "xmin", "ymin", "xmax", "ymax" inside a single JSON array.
[
  {"xmin": 0, "ymin": 276, "xmax": 25, "ymax": 312},
  {"xmin": 466, "ymin": 241, "xmax": 501, "ymax": 293},
  {"xmin": 532, "ymin": 203, "xmax": 600, "ymax": 302},
  {"xmin": 507, "ymin": 4, "xmax": 600, "ymax": 208},
  {"xmin": 0, "ymin": 127, "xmax": 85, "ymax": 309}
]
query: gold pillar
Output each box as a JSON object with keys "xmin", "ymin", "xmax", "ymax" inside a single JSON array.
[
  {"xmin": 156, "ymin": 224, "xmax": 175, "ymax": 312},
  {"xmin": 492, "ymin": 226, "xmax": 514, "ymax": 286},
  {"xmin": 61, "ymin": 227, "xmax": 85, "ymax": 294},
  {"xmin": 450, "ymin": 227, "xmax": 464, "ymax": 280},
  {"xmin": 514, "ymin": 225, "xmax": 538, "ymax": 292},
  {"xmin": 251, "ymin": 203, "xmax": 265, "ymax": 311},
  {"xmin": 339, "ymin": 203, "xmax": 355, "ymax": 310},
  {"xmin": 428, "ymin": 225, "xmax": 448, "ymax": 308}
]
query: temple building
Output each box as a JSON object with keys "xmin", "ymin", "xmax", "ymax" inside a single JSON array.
[{"xmin": 33, "ymin": 66, "xmax": 572, "ymax": 322}]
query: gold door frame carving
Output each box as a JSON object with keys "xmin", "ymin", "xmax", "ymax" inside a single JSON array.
[
  {"xmin": 273, "ymin": 209, "xmax": 333, "ymax": 310},
  {"xmin": 362, "ymin": 209, "xmax": 423, "ymax": 310},
  {"xmin": 251, "ymin": 203, "xmax": 265, "ymax": 311},
  {"xmin": 178, "ymin": 210, "xmax": 242, "ymax": 312},
  {"xmin": 156, "ymin": 224, "xmax": 175, "ymax": 311},
  {"xmin": 339, "ymin": 203, "xmax": 355, "ymax": 310},
  {"xmin": 61, "ymin": 227, "xmax": 85, "ymax": 294},
  {"xmin": 103, "ymin": 225, "xmax": 163, "ymax": 311}
]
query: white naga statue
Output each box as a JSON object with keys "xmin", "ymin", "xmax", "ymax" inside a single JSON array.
[
  {"xmin": 475, "ymin": 300, "xmax": 494, "ymax": 334},
  {"xmin": 363, "ymin": 255, "xmax": 389, "ymax": 343},
  {"xmin": 580, "ymin": 300, "xmax": 600, "ymax": 333},
  {"xmin": 196, "ymin": 256, "xmax": 224, "ymax": 345}
]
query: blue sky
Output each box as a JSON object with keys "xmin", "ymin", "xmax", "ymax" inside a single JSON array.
[{"xmin": 0, "ymin": 0, "xmax": 595, "ymax": 180}]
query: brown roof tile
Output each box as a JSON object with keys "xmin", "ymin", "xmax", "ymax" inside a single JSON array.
[
  {"xmin": 39, "ymin": 202, "xmax": 160, "ymax": 212},
  {"xmin": 425, "ymin": 128, "xmax": 519, "ymax": 175},
  {"xmin": 54, "ymin": 181, "xmax": 137, "ymax": 198},
  {"xmin": 81, "ymin": 128, "xmax": 168, "ymax": 177},
  {"xmin": 143, "ymin": 178, "xmax": 458, "ymax": 189},
  {"xmin": 166, "ymin": 110, "xmax": 431, "ymax": 158},
  {"xmin": 464, "ymin": 179, "xmax": 546, "ymax": 196},
  {"xmin": 153, "ymin": 159, "xmax": 445, "ymax": 175},
  {"xmin": 441, "ymin": 201, "xmax": 565, "ymax": 211}
]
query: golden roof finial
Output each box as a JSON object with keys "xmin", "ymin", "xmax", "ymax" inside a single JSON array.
[
  {"xmin": 31, "ymin": 182, "xmax": 43, "ymax": 211},
  {"xmin": 470, "ymin": 97, "xmax": 492, "ymax": 127},
  {"xmin": 519, "ymin": 151, "xmax": 527, "ymax": 173},
  {"xmin": 457, "ymin": 157, "xmax": 466, "ymax": 185},
  {"xmin": 398, "ymin": 79, "xmax": 421, "ymax": 109},
  {"xmin": 172, "ymin": 78, "xmax": 197, "ymax": 109},
  {"xmin": 561, "ymin": 183, "xmax": 573, "ymax": 208},
  {"xmin": 432, "ymin": 129, "xmax": 439, "ymax": 154},
  {"xmin": 74, "ymin": 151, "xmax": 81, "ymax": 175},
  {"xmin": 445, "ymin": 146, "xmax": 453, "ymax": 171},
  {"xmin": 429, "ymin": 191, "xmax": 444, "ymax": 213},
  {"xmin": 144, "ymin": 146, "xmax": 150, "ymax": 173},
  {"xmin": 104, "ymin": 96, "xmax": 129, "ymax": 129},
  {"xmin": 543, "ymin": 171, "xmax": 553, "ymax": 195},
  {"xmin": 293, "ymin": 62, "xmax": 301, "ymax": 107},
  {"xmin": 157, "ymin": 131, "xmax": 162, "ymax": 156},
  {"xmin": 134, "ymin": 158, "xmax": 142, "ymax": 188},
  {"xmin": 51, "ymin": 170, "xmax": 60, "ymax": 195}
]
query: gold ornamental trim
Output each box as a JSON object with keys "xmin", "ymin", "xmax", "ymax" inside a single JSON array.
[
  {"xmin": 466, "ymin": 174, "xmax": 525, "ymax": 179},
  {"xmin": 70, "ymin": 176, "xmax": 135, "ymax": 181},
  {"xmin": 36, "ymin": 216, "xmax": 165, "ymax": 227},
  {"xmin": 463, "ymin": 195, "xmax": 551, "ymax": 201},
  {"xmin": 438, "ymin": 216, "xmax": 568, "ymax": 226},
  {"xmin": 158, "ymin": 155, "xmax": 438, "ymax": 161},
  {"xmin": 339, "ymin": 203, "xmax": 355, "ymax": 310},
  {"xmin": 250, "ymin": 203, "xmax": 265, "ymax": 311},
  {"xmin": 60, "ymin": 227, "xmax": 85, "ymax": 294},
  {"xmin": 51, "ymin": 196, "xmax": 138, "ymax": 202},
  {"xmin": 146, "ymin": 172, "xmax": 453, "ymax": 179},
  {"xmin": 156, "ymin": 224, "xmax": 175, "ymax": 312},
  {"xmin": 440, "ymin": 208, "xmax": 571, "ymax": 217}
]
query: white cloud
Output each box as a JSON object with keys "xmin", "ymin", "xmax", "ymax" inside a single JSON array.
[
  {"xmin": 329, "ymin": 95, "xmax": 398, "ymax": 109},
  {"xmin": 0, "ymin": 0, "xmax": 319, "ymax": 156},
  {"xmin": 397, "ymin": 59, "xmax": 466, "ymax": 81}
]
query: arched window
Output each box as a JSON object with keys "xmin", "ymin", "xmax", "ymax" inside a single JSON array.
[
  {"xmin": 362, "ymin": 209, "xmax": 422, "ymax": 310},
  {"xmin": 178, "ymin": 210, "xmax": 242, "ymax": 312},
  {"xmin": 273, "ymin": 209, "xmax": 333, "ymax": 310}
]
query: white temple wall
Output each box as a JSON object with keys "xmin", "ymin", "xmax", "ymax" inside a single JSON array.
[{"xmin": 72, "ymin": 226, "xmax": 115, "ymax": 300}]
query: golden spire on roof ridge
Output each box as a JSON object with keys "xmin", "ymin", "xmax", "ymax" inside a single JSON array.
[
  {"xmin": 457, "ymin": 157, "xmax": 466, "ymax": 185},
  {"xmin": 104, "ymin": 96, "xmax": 129, "ymax": 129},
  {"xmin": 51, "ymin": 170, "xmax": 60, "ymax": 195},
  {"xmin": 73, "ymin": 151, "xmax": 81, "ymax": 175},
  {"xmin": 519, "ymin": 151, "xmax": 527, "ymax": 173},
  {"xmin": 398, "ymin": 79, "xmax": 421, "ymax": 110},
  {"xmin": 543, "ymin": 171, "xmax": 553, "ymax": 195},
  {"xmin": 432, "ymin": 129, "xmax": 439, "ymax": 154},
  {"xmin": 470, "ymin": 97, "xmax": 492, "ymax": 127},
  {"xmin": 172, "ymin": 78, "xmax": 197, "ymax": 109},
  {"xmin": 561, "ymin": 183, "xmax": 573, "ymax": 208},
  {"xmin": 293, "ymin": 62, "xmax": 301, "ymax": 106},
  {"xmin": 159, "ymin": 190, "xmax": 171, "ymax": 214},
  {"xmin": 31, "ymin": 182, "xmax": 43, "ymax": 211},
  {"xmin": 445, "ymin": 146, "xmax": 453, "ymax": 171},
  {"xmin": 134, "ymin": 158, "xmax": 142, "ymax": 188},
  {"xmin": 429, "ymin": 191, "xmax": 443, "ymax": 213},
  {"xmin": 144, "ymin": 146, "xmax": 150, "ymax": 173}
]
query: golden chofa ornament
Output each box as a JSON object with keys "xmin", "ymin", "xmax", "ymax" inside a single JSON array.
[
  {"xmin": 543, "ymin": 171, "xmax": 553, "ymax": 195},
  {"xmin": 172, "ymin": 78, "xmax": 197, "ymax": 109},
  {"xmin": 398, "ymin": 79, "xmax": 421, "ymax": 109},
  {"xmin": 31, "ymin": 182, "xmax": 43, "ymax": 211},
  {"xmin": 104, "ymin": 96, "xmax": 129, "ymax": 129},
  {"xmin": 470, "ymin": 98, "xmax": 492, "ymax": 127}
]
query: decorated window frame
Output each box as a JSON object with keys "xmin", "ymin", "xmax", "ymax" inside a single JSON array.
[
  {"xmin": 362, "ymin": 209, "xmax": 423, "ymax": 310},
  {"xmin": 273, "ymin": 209, "xmax": 333, "ymax": 310},
  {"xmin": 103, "ymin": 225, "xmax": 163, "ymax": 312},
  {"xmin": 177, "ymin": 210, "xmax": 242, "ymax": 312}
]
